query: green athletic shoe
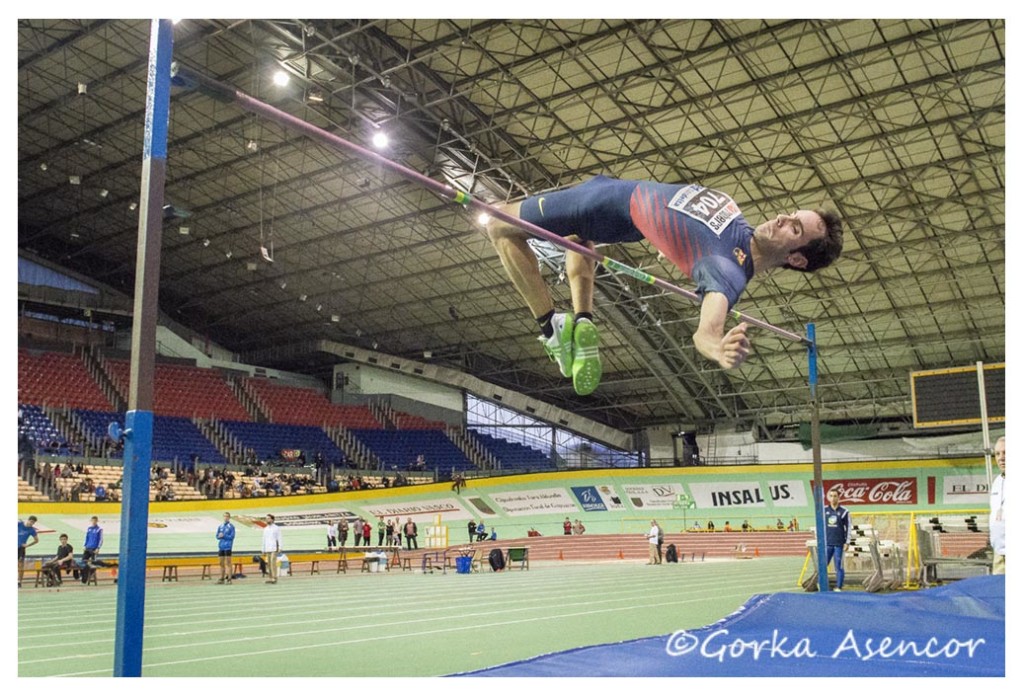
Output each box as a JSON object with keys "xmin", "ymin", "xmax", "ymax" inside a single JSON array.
[
  {"xmin": 539, "ymin": 312, "xmax": 575, "ymax": 378},
  {"xmin": 571, "ymin": 318, "xmax": 602, "ymax": 395}
]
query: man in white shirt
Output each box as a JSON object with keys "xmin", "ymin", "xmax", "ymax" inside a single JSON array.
[
  {"xmin": 990, "ymin": 437, "xmax": 1005, "ymax": 575},
  {"xmin": 262, "ymin": 514, "xmax": 283, "ymax": 584},
  {"xmin": 646, "ymin": 520, "xmax": 661, "ymax": 565}
]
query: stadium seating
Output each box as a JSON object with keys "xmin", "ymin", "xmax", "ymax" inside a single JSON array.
[
  {"xmin": 469, "ymin": 431, "xmax": 556, "ymax": 471},
  {"xmin": 18, "ymin": 404, "xmax": 71, "ymax": 455},
  {"xmin": 104, "ymin": 359, "xmax": 250, "ymax": 421},
  {"xmin": 18, "ymin": 348, "xmax": 112, "ymax": 411},
  {"xmin": 244, "ymin": 377, "xmax": 382, "ymax": 428},
  {"xmin": 349, "ymin": 429, "xmax": 475, "ymax": 471},
  {"xmin": 73, "ymin": 410, "xmax": 228, "ymax": 465},
  {"xmin": 221, "ymin": 420, "xmax": 344, "ymax": 463}
]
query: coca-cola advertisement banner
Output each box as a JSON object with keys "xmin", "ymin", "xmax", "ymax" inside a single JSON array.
[{"xmin": 822, "ymin": 478, "xmax": 917, "ymax": 505}]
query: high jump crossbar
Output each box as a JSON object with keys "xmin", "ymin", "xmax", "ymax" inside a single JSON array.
[{"xmin": 169, "ymin": 63, "xmax": 809, "ymax": 346}]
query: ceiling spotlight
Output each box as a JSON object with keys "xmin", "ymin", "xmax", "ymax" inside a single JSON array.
[
  {"xmin": 77, "ymin": 82, "xmax": 88, "ymax": 96},
  {"xmin": 128, "ymin": 202, "xmax": 138, "ymax": 211},
  {"xmin": 316, "ymin": 303, "xmax": 323, "ymax": 312},
  {"xmin": 69, "ymin": 175, "xmax": 81, "ymax": 185},
  {"xmin": 331, "ymin": 314, "xmax": 340, "ymax": 323},
  {"xmin": 272, "ymin": 70, "xmax": 290, "ymax": 87},
  {"xmin": 279, "ymin": 281, "xmax": 287, "ymax": 289},
  {"xmin": 372, "ymin": 341, "xmax": 379, "ymax": 350},
  {"xmin": 303, "ymin": 23, "xmax": 316, "ymax": 37},
  {"xmin": 246, "ymin": 262, "xmax": 258, "ymax": 272},
  {"xmin": 299, "ymin": 294, "xmax": 307, "ymax": 302},
  {"xmin": 246, "ymin": 140, "xmax": 259, "ymax": 153},
  {"xmin": 202, "ymin": 238, "xmax": 210, "ymax": 247},
  {"xmin": 225, "ymin": 251, "xmax": 233, "ymax": 259},
  {"xmin": 477, "ymin": 213, "xmax": 490, "ymax": 225},
  {"xmin": 99, "ymin": 189, "xmax": 109, "ymax": 198},
  {"xmin": 171, "ymin": 18, "xmax": 183, "ymax": 25},
  {"xmin": 355, "ymin": 328, "xmax": 363, "ymax": 337},
  {"xmin": 39, "ymin": 162, "xmax": 48, "ymax": 171},
  {"xmin": 372, "ymin": 131, "xmax": 389, "ymax": 149},
  {"xmin": 306, "ymin": 88, "xmax": 324, "ymax": 103},
  {"xmin": 423, "ymin": 350, "xmax": 433, "ymax": 359},
  {"xmin": 178, "ymin": 226, "xmax": 190, "ymax": 235}
]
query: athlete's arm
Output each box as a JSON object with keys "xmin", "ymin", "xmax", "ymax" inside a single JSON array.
[{"xmin": 693, "ymin": 292, "xmax": 750, "ymax": 369}]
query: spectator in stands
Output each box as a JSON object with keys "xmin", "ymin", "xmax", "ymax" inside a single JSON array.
[
  {"xmin": 723, "ymin": 521, "xmax": 732, "ymax": 532},
  {"xmin": 53, "ymin": 463, "xmax": 61, "ymax": 479},
  {"xmin": 353, "ymin": 518, "xmax": 363, "ymax": 547},
  {"xmin": 262, "ymin": 514, "xmax": 282, "ymax": 584},
  {"xmin": 404, "ymin": 518, "xmax": 418, "ymax": 550},
  {"xmin": 414, "ymin": 454, "xmax": 426, "ymax": 471},
  {"xmin": 216, "ymin": 512, "xmax": 236, "ymax": 584},
  {"xmin": 646, "ymin": 520, "xmax": 661, "ymax": 565},
  {"xmin": 379, "ymin": 518, "xmax": 389, "ymax": 546},
  {"xmin": 563, "ymin": 517, "xmax": 572, "ymax": 535},
  {"xmin": 776, "ymin": 518, "xmax": 785, "ymax": 530},
  {"xmin": 573, "ymin": 519, "xmax": 586, "ymax": 535},
  {"xmin": 42, "ymin": 533, "xmax": 74, "ymax": 586},
  {"xmin": 475, "ymin": 521, "xmax": 487, "ymax": 542},
  {"xmin": 18, "ymin": 516, "xmax": 39, "ymax": 588},
  {"xmin": 18, "ymin": 431, "xmax": 35, "ymax": 480},
  {"xmin": 326, "ymin": 520, "xmax": 338, "ymax": 550},
  {"xmin": 527, "ymin": 528, "xmax": 542, "ymax": 537},
  {"xmin": 489, "ymin": 527, "xmax": 498, "ymax": 541},
  {"xmin": 741, "ymin": 520, "xmax": 751, "ymax": 532},
  {"xmin": 361, "ymin": 519, "xmax": 371, "ymax": 547},
  {"xmin": 385, "ymin": 518, "xmax": 395, "ymax": 547},
  {"xmin": 81, "ymin": 516, "xmax": 103, "ymax": 584},
  {"xmin": 339, "ymin": 519, "xmax": 349, "ymax": 547},
  {"xmin": 824, "ymin": 489, "xmax": 851, "ymax": 591},
  {"xmin": 94, "ymin": 484, "xmax": 108, "ymax": 502},
  {"xmin": 990, "ymin": 436, "xmax": 1006, "ymax": 575},
  {"xmin": 691, "ymin": 521, "xmax": 702, "ymax": 531},
  {"xmin": 788, "ymin": 517, "xmax": 799, "ymax": 531},
  {"xmin": 466, "ymin": 519, "xmax": 476, "ymax": 544}
]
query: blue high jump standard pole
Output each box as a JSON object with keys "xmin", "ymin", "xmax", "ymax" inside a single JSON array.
[
  {"xmin": 807, "ymin": 323, "xmax": 830, "ymax": 592},
  {"xmin": 111, "ymin": 19, "xmax": 173, "ymax": 677}
]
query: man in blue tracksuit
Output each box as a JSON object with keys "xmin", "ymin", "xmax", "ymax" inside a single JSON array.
[
  {"xmin": 824, "ymin": 489, "xmax": 851, "ymax": 591},
  {"xmin": 216, "ymin": 512, "xmax": 236, "ymax": 584},
  {"xmin": 81, "ymin": 516, "xmax": 103, "ymax": 584},
  {"xmin": 18, "ymin": 516, "xmax": 39, "ymax": 588}
]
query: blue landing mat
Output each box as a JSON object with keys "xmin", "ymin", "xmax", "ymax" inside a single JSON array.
[{"xmin": 458, "ymin": 575, "xmax": 1004, "ymax": 677}]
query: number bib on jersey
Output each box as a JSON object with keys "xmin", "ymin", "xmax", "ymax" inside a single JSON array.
[{"xmin": 667, "ymin": 184, "xmax": 742, "ymax": 235}]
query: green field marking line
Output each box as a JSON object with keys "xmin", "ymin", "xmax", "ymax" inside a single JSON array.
[
  {"xmin": 19, "ymin": 558, "xmax": 803, "ymax": 677},
  {"xmin": 20, "ymin": 571, "xmax": 799, "ymax": 653},
  {"xmin": 23, "ymin": 589, "xmax": 799, "ymax": 672},
  {"xmin": 33, "ymin": 583, "xmax": 796, "ymax": 678},
  {"xmin": 19, "ymin": 562, "xmax": 798, "ymax": 638}
]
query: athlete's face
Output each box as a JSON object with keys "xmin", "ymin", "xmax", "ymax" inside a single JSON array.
[
  {"xmin": 755, "ymin": 210, "xmax": 826, "ymax": 268},
  {"xmin": 994, "ymin": 438, "xmax": 1005, "ymax": 475}
]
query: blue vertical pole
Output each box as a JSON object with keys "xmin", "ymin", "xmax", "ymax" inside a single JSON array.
[
  {"xmin": 112, "ymin": 19, "xmax": 173, "ymax": 677},
  {"xmin": 807, "ymin": 323, "xmax": 829, "ymax": 592}
]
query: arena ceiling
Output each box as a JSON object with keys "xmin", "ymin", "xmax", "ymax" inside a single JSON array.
[{"xmin": 17, "ymin": 18, "xmax": 1005, "ymax": 435}]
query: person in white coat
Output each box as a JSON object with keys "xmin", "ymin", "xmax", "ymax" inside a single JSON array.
[
  {"xmin": 262, "ymin": 514, "xmax": 283, "ymax": 584},
  {"xmin": 990, "ymin": 437, "xmax": 1006, "ymax": 575},
  {"xmin": 646, "ymin": 520, "xmax": 661, "ymax": 565}
]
